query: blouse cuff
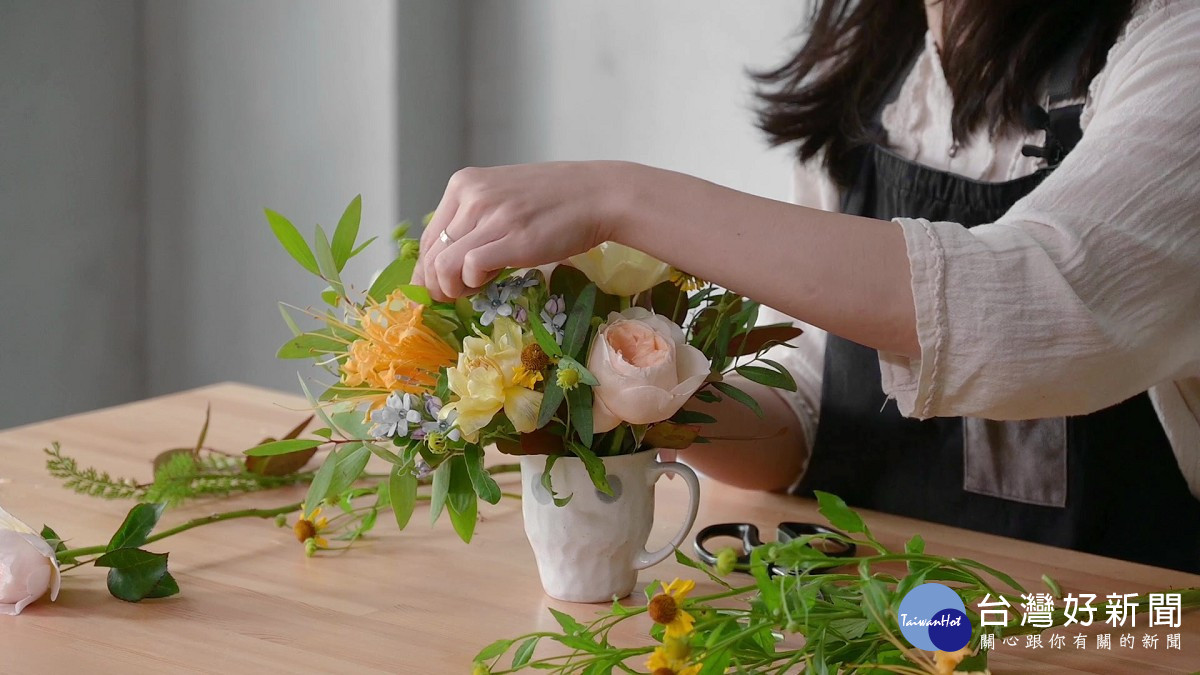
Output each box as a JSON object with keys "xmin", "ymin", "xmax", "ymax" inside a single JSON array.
[{"xmin": 878, "ymin": 217, "xmax": 947, "ymax": 420}]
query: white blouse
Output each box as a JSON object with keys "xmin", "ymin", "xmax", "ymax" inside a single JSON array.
[{"xmin": 762, "ymin": 0, "xmax": 1200, "ymax": 498}]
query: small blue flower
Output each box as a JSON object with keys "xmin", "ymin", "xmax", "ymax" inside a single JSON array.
[
  {"xmin": 513, "ymin": 305, "xmax": 529, "ymax": 324},
  {"xmin": 412, "ymin": 457, "xmax": 434, "ymax": 480},
  {"xmin": 421, "ymin": 408, "xmax": 462, "ymax": 443},
  {"xmin": 370, "ymin": 392, "xmax": 423, "ymax": 439},
  {"xmin": 496, "ymin": 271, "xmax": 540, "ymax": 303},
  {"xmin": 540, "ymin": 295, "xmax": 568, "ymax": 344},
  {"xmin": 471, "ymin": 285, "xmax": 514, "ymax": 326}
]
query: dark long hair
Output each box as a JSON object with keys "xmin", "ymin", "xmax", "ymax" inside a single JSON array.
[{"xmin": 755, "ymin": 0, "xmax": 1134, "ymax": 187}]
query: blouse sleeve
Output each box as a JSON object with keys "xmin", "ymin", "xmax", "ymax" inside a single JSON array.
[{"xmin": 879, "ymin": 4, "xmax": 1200, "ymax": 420}]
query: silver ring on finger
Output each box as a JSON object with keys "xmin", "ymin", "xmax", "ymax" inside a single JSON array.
[{"xmin": 438, "ymin": 229, "xmax": 457, "ymax": 245}]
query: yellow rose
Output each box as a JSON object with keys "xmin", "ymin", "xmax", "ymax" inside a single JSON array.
[
  {"xmin": 0, "ymin": 505, "xmax": 61, "ymax": 615},
  {"xmin": 587, "ymin": 308, "xmax": 710, "ymax": 432},
  {"xmin": 568, "ymin": 242, "xmax": 671, "ymax": 297},
  {"xmin": 442, "ymin": 318, "xmax": 543, "ymax": 442}
]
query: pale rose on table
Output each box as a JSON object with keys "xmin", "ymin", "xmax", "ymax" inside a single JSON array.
[
  {"xmin": 0, "ymin": 505, "xmax": 61, "ymax": 616},
  {"xmin": 587, "ymin": 307, "xmax": 710, "ymax": 433},
  {"xmin": 568, "ymin": 242, "xmax": 671, "ymax": 297}
]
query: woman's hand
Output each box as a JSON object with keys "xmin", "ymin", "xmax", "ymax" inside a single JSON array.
[{"xmin": 413, "ymin": 161, "xmax": 636, "ymax": 301}]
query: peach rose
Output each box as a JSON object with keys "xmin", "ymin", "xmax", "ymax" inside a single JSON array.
[
  {"xmin": 0, "ymin": 505, "xmax": 61, "ymax": 616},
  {"xmin": 587, "ymin": 307, "xmax": 710, "ymax": 432}
]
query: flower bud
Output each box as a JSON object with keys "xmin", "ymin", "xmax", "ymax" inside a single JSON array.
[
  {"xmin": 715, "ymin": 547, "xmax": 738, "ymax": 576},
  {"xmin": 556, "ymin": 367, "xmax": 581, "ymax": 391}
]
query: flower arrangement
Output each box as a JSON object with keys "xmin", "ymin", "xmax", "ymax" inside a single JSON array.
[{"xmin": 263, "ymin": 195, "xmax": 804, "ymax": 541}]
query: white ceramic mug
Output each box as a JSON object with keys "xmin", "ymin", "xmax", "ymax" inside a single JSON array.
[{"xmin": 519, "ymin": 450, "xmax": 700, "ymax": 603}]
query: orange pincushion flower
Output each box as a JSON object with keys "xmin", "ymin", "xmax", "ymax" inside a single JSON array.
[{"xmin": 339, "ymin": 290, "xmax": 457, "ymax": 408}]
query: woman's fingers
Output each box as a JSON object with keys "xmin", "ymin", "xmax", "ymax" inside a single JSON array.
[
  {"xmin": 429, "ymin": 224, "xmax": 501, "ymax": 301},
  {"xmin": 414, "ymin": 186, "xmax": 462, "ymax": 287}
]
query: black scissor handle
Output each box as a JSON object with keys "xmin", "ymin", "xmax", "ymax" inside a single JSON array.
[{"xmin": 693, "ymin": 522, "xmax": 763, "ymax": 567}]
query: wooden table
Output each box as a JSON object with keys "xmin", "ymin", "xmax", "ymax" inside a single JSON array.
[{"xmin": 1, "ymin": 383, "xmax": 1197, "ymax": 674}]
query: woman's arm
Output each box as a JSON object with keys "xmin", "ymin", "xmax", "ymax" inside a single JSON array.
[
  {"xmin": 677, "ymin": 375, "xmax": 809, "ymax": 492},
  {"xmin": 413, "ymin": 161, "xmax": 919, "ymax": 358}
]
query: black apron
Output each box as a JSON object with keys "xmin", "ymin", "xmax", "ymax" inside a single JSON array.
[{"xmin": 795, "ymin": 37, "xmax": 1200, "ymax": 573}]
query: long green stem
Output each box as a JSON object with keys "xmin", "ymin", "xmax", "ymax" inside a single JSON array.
[{"xmin": 57, "ymin": 501, "xmax": 304, "ymax": 561}]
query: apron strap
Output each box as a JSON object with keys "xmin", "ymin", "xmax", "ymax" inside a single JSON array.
[{"xmin": 1022, "ymin": 22, "xmax": 1099, "ymax": 167}]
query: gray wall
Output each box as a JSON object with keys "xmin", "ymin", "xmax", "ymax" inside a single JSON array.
[
  {"xmin": 466, "ymin": 1, "xmax": 805, "ymax": 199},
  {"xmin": 0, "ymin": 1, "xmax": 806, "ymax": 428},
  {"xmin": 0, "ymin": 1, "xmax": 145, "ymax": 427},
  {"xmin": 143, "ymin": 0, "xmax": 404, "ymax": 397}
]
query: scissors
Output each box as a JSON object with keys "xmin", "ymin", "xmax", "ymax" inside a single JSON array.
[{"xmin": 693, "ymin": 522, "xmax": 856, "ymax": 577}]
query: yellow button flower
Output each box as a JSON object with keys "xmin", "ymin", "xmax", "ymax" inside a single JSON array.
[
  {"xmin": 647, "ymin": 578, "xmax": 696, "ymax": 639},
  {"xmin": 645, "ymin": 635, "xmax": 702, "ymax": 675}
]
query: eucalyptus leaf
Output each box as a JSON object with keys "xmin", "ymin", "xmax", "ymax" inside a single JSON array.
[
  {"xmin": 331, "ymin": 194, "xmax": 362, "ymax": 269},
  {"xmin": 265, "ymin": 208, "xmax": 320, "ymax": 276},
  {"xmin": 389, "ymin": 464, "xmax": 418, "ymax": 530},
  {"xmin": 561, "ymin": 283, "xmax": 596, "ymax": 358},
  {"xmin": 313, "ymin": 224, "xmax": 344, "ymax": 297},
  {"xmin": 464, "ymin": 446, "xmax": 502, "ymax": 505},
  {"xmin": 567, "ymin": 387, "xmax": 594, "ymax": 448},
  {"xmin": 368, "ymin": 257, "xmax": 417, "ymax": 302},
  {"xmin": 303, "ymin": 452, "xmax": 338, "ymax": 516},
  {"xmin": 243, "ymin": 438, "xmax": 323, "ymax": 457},
  {"xmin": 568, "ymin": 442, "xmax": 610, "ymax": 496},
  {"xmin": 429, "ymin": 459, "xmax": 451, "ymax": 524},
  {"xmin": 711, "ymin": 381, "xmax": 763, "ymax": 417}
]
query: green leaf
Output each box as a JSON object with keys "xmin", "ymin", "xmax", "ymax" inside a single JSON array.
[
  {"xmin": 673, "ymin": 548, "xmax": 734, "ymax": 589},
  {"xmin": 475, "ymin": 638, "xmax": 512, "ymax": 662},
  {"xmin": 537, "ymin": 376, "xmax": 565, "ymax": 428},
  {"xmin": 297, "ymin": 375, "xmax": 337, "ymax": 431},
  {"xmin": 107, "ymin": 503, "xmax": 165, "ymax": 551},
  {"xmin": 548, "ymin": 607, "xmax": 586, "ymax": 635},
  {"xmin": 567, "ymin": 387, "xmax": 594, "ymax": 448},
  {"xmin": 320, "ymin": 286, "xmax": 339, "ymax": 306},
  {"xmin": 429, "ymin": 459, "xmax": 451, "ymax": 524},
  {"xmin": 265, "ymin": 208, "xmax": 320, "ymax": 275},
  {"xmin": 735, "ymin": 364, "xmax": 796, "ymax": 392},
  {"xmin": 312, "ymin": 224, "xmax": 344, "ymax": 296},
  {"xmin": 278, "ymin": 303, "xmax": 302, "ymax": 337},
  {"xmin": 814, "ymin": 490, "xmax": 867, "ymax": 535},
  {"xmin": 349, "ymin": 235, "xmax": 377, "ymax": 260},
  {"xmin": 329, "ymin": 410, "xmax": 371, "ymax": 440},
  {"xmin": 561, "ymin": 283, "xmax": 597, "ymax": 358},
  {"xmin": 331, "ymin": 194, "xmax": 362, "ymax": 269},
  {"xmin": 276, "ymin": 330, "xmax": 347, "ymax": 360},
  {"xmin": 368, "ymin": 257, "xmax": 417, "ymax": 302},
  {"xmin": 512, "ymin": 637, "xmax": 538, "ymax": 668},
  {"xmin": 388, "ymin": 464, "xmax": 418, "ymax": 529},
  {"xmin": 698, "ymin": 648, "xmax": 731, "ymax": 675},
  {"xmin": 1042, "ymin": 573, "xmax": 1063, "ymax": 598},
  {"xmin": 540, "ymin": 454, "xmax": 572, "ymax": 507},
  {"xmin": 327, "ymin": 442, "xmax": 371, "ymax": 496},
  {"xmin": 905, "ymin": 534, "xmax": 925, "ymax": 555},
  {"xmin": 304, "ymin": 452, "xmax": 338, "ymax": 517},
  {"xmin": 568, "ymin": 442, "xmax": 611, "ymax": 496},
  {"xmin": 464, "ymin": 446, "xmax": 502, "ymax": 505},
  {"xmin": 671, "ymin": 409, "xmax": 717, "ymax": 425},
  {"xmin": 243, "ymin": 438, "xmax": 323, "ymax": 457},
  {"xmin": 711, "ymin": 381, "xmax": 763, "ymax": 417},
  {"xmin": 446, "ymin": 456, "xmax": 478, "ymax": 543},
  {"xmin": 398, "ymin": 284, "xmax": 433, "ymax": 305},
  {"xmin": 529, "ymin": 309, "xmax": 564, "ymax": 358},
  {"xmin": 145, "ymin": 571, "xmax": 180, "ymax": 599},
  {"xmin": 94, "ymin": 548, "xmax": 170, "ymax": 602}
]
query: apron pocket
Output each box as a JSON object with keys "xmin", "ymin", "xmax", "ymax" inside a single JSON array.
[{"xmin": 962, "ymin": 418, "xmax": 1068, "ymax": 507}]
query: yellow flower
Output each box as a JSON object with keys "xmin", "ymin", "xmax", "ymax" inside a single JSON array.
[
  {"xmin": 645, "ymin": 636, "xmax": 702, "ymax": 675},
  {"xmin": 339, "ymin": 289, "xmax": 458, "ymax": 411},
  {"xmin": 934, "ymin": 647, "xmax": 975, "ymax": 675},
  {"xmin": 669, "ymin": 269, "xmax": 703, "ymax": 292},
  {"xmin": 293, "ymin": 503, "xmax": 330, "ymax": 549},
  {"xmin": 441, "ymin": 317, "xmax": 543, "ymax": 442},
  {"xmin": 647, "ymin": 578, "xmax": 696, "ymax": 638},
  {"xmin": 569, "ymin": 241, "xmax": 671, "ymax": 296},
  {"xmin": 512, "ymin": 365, "xmax": 543, "ymax": 389}
]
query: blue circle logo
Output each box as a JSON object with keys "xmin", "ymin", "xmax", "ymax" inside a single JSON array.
[{"xmin": 897, "ymin": 583, "xmax": 972, "ymax": 652}]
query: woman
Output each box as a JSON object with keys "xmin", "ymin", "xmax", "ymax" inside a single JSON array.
[{"xmin": 413, "ymin": 0, "xmax": 1200, "ymax": 572}]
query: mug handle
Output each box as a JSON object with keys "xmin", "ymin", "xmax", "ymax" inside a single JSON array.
[{"xmin": 633, "ymin": 461, "xmax": 701, "ymax": 570}]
